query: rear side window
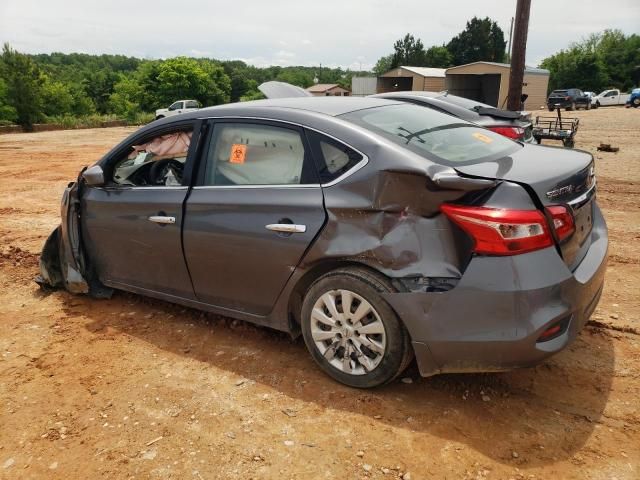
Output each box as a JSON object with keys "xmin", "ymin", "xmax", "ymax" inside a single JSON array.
[
  {"xmin": 203, "ymin": 123, "xmax": 316, "ymax": 186},
  {"xmin": 341, "ymin": 104, "xmax": 519, "ymax": 165},
  {"xmin": 306, "ymin": 131, "xmax": 363, "ymax": 184}
]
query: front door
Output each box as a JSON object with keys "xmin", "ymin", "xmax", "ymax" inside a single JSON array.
[
  {"xmin": 81, "ymin": 122, "xmax": 200, "ymax": 299},
  {"xmin": 183, "ymin": 120, "xmax": 326, "ymax": 316}
]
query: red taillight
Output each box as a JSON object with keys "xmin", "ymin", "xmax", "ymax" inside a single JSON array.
[
  {"xmin": 488, "ymin": 126, "xmax": 525, "ymax": 140},
  {"xmin": 546, "ymin": 205, "xmax": 575, "ymax": 242},
  {"xmin": 440, "ymin": 205, "xmax": 553, "ymax": 255},
  {"xmin": 441, "ymin": 204, "xmax": 576, "ymax": 256}
]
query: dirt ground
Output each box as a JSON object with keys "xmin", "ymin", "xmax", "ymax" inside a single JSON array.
[{"xmin": 0, "ymin": 106, "xmax": 639, "ymax": 480}]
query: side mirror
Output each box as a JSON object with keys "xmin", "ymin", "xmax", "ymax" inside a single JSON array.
[{"xmin": 82, "ymin": 165, "xmax": 104, "ymax": 186}]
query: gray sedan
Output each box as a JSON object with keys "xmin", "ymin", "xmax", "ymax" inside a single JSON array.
[
  {"xmin": 371, "ymin": 90, "xmax": 534, "ymax": 142},
  {"xmin": 38, "ymin": 97, "xmax": 607, "ymax": 388}
]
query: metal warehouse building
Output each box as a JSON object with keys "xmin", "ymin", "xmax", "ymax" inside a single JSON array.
[
  {"xmin": 445, "ymin": 61, "xmax": 550, "ymax": 110},
  {"xmin": 372, "ymin": 61, "xmax": 550, "ymax": 110},
  {"xmin": 378, "ymin": 66, "xmax": 447, "ymax": 93}
]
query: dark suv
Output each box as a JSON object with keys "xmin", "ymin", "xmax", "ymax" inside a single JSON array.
[{"xmin": 547, "ymin": 89, "xmax": 590, "ymax": 111}]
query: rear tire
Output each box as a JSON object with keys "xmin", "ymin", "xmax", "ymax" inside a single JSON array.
[
  {"xmin": 548, "ymin": 106, "xmax": 554, "ymax": 112},
  {"xmin": 633, "ymin": 98, "xmax": 640, "ymax": 108},
  {"xmin": 155, "ymin": 115, "xmax": 165, "ymax": 120},
  {"xmin": 300, "ymin": 267, "xmax": 413, "ymax": 388}
]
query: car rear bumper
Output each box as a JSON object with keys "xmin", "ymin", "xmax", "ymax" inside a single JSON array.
[{"xmin": 383, "ymin": 204, "xmax": 608, "ymax": 377}]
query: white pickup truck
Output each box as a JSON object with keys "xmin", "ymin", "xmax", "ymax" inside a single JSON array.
[
  {"xmin": 593, "ymin": 89, "xmax": 631, "ymax": 107},
  {"xmin": 155, "ymin": 100, "xmax": 201, "ymax": 120}
]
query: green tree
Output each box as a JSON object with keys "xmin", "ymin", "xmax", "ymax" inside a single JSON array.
[
  {"xmin": 447, "ymin": 17, "xmax": 506, "ymax": 65},
  {"xmin": 373, "ymin": 54, "xmax": 393, "ymax": 75},
  {"xmin": 108, "ymin": 74, "xmax": 143, "ymax": 120},
  {"xmin": 425, "ymin": 46, "xmax": 453, "ymax": 68},
  {"xmin": 391, "ymin": 34, "xmax": 427, "ymax": 68},
  {"xmin": 0, "ymin": 43, "xmax": 44, "ymax": 130},
  {"xmin": 540, "ymin": 30, "xmax": 640, "ymax": 92},
  {"xmin": 151, "ymin": 57, "xmax": 230, "ymax": 108},
  {"xmin": 41, "ymin": 79, "xmax": 74, "ymax": 116},
  {"xmin": 275, "ymin": 69, "xmax": 314, "ymax": 88},
  {"xmin": 0, "ymin": 77, "xmax": 18, "ymax": 123}
]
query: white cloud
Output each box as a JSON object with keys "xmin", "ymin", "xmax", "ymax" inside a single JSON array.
[{"xmin": 0, "ymin": 0, "xmax": 638, "ymax": 68}]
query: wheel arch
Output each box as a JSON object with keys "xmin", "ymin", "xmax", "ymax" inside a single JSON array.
[{"xmin": 285, "ymin": 259, "xmax": 399, "ymax": 336}]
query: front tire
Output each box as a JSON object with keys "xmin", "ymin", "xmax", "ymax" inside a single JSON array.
[
  {"xmin": 300, "ymin": 268, "xmax": 412, "ymax": 388},
  {"xmin": 633, "ymin": 98, "xmax": 640, "ymax": 108},
  {"xmin": 567, "ymin": 102, "xmax": 575, "ymax": 111}
]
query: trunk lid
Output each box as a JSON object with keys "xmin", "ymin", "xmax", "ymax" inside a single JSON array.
[
  {"xmin": 455, "ymin": 145, "xmax": 596, "ymax": 270},
  {"xmin": 258, "ymin": 81, "xmax": 312, "ymax": 99}
]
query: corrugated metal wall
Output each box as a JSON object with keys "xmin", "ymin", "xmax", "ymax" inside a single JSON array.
[{"xmin": 351, "ymin": 77, "xmax": 377, "ymax": 97}]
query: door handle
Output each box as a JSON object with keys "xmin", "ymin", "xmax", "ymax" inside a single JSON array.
[
  {"xmin": 265, "ymin": 223, "xmax": 306, "ymax": 233},
  {"xmin": 148, "ymin": 215, "xmax": 176, "ymax": 224}
]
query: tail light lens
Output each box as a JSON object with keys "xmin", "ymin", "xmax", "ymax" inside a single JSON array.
[
  {"xmin": 546, "ymin": 205, "xmax": 575, "ymax": 241},
  {"xmin": 488, "ymin": 126, "xmax": 525, "ymax": 140},
  {"xmin": 440, "ymin": 204, "xmax": 575, "ymax": 256}
]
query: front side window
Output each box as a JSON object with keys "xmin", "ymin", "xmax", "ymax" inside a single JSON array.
[
  {"xmin": 111, "ymin": 128, "xmax": 192, "ymax": 186},
  {"xmin": 185, "ymin": 100, "xmax": 199, "ymax": 109},
  {"xmin": 341, "ymin": 104, "xmax": 519, "ymax": 165},
  {"xmin": 204, "ymin": 123, "xmax": 314, "ymax": 186}
]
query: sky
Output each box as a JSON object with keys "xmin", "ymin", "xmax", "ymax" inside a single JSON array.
[{"xmin": 1, "ymin": 0, "xmax": 638, "ymax": 70}]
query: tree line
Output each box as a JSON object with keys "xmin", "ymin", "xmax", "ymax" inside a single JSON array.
[
  {"xmin": 0, "ymin": 43, "xmax": 360, "ymax": 130},
  {"xmin": 1, "ymin": 23, "xmax": 638, "ymax": 130},
  {"xmin": 540, "ymin": 30, "xmax": 640, "ymax": 92},
  {"xmin": 373, "ymin": 17, "xmax": 507, "ymax": 74}
]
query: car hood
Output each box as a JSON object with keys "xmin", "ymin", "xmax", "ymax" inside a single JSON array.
[{"xmin": 258, "ymin": 81, "xmax": 312, "ymax": 99}]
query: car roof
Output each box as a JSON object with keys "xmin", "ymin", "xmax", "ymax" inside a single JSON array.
[
  {"xmin": 371, "ymin": 91, "xmax": 440, "ymax": 99},
  {"xmin": 195, "ymin": 97, "xmax": 401, "ymax": 117}
]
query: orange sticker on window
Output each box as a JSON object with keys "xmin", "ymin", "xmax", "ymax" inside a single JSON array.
[
  {"xmin": 230, "ymin": 144, "xmax": 247, "ymax": 164},
  {"xmin": 472, "ymin": 132, "xmax": 493, "ymax": 144}
]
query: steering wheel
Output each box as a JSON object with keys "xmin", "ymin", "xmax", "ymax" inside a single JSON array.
[{"xmin": 148, "ymin": 159, "xmax": 184, "ymax": 185}]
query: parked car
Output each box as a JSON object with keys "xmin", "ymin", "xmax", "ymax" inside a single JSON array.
[
  {"xmin": 547, "ymin": 89, "xmax": 591, "ymax": 111},
  {"xmin": 625, "ymin": 88, "xmax": 640, "ymax": 108},
  {"xmin": 370, "ymin": 91, "xmax": 534, "ymax": 142},
  {"xmin": 583, "ymin": 91, "xmax": 599, "ymax": 108},
  {"xmin": 37, "ymin": 97, "xmax": 607, "ymax": 388},
  {"xmin": 593, "ymin": 89, "xmax": 631, "ymax": 107},
  {"xmin": 155, "ymin": 100, "xmax": 201, "ymax": 120}
]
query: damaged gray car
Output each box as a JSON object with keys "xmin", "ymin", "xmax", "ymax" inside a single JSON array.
[{"xmin": 38, "ymin": 97, "xmax": 607, "ymax": 388}]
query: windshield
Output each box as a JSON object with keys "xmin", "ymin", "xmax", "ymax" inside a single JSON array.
[{"xmin": 341, "ymin": 104, "xmax": 520, "ymax": 165}]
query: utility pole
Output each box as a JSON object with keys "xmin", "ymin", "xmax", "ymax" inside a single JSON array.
[{"xmin": 507, "ymin": 0, "xmax": 531, "ymax": 111}]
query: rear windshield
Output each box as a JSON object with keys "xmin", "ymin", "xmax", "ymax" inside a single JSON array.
[
  {"xmin": 551, "ymin": 90, "xmax": 568, "ymax": 95},
  {"xmin": 340, "ymin": 104, "xmax": 519, "ymax": 165}
]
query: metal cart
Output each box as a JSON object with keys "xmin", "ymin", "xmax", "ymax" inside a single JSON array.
[{"xmin": 532, "ymin": 105, "xmax": 579, "ymax": 148}]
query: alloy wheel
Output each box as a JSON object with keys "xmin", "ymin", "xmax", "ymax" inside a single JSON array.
[{"xmin": 310, "ymin": 289, "xmax": 386, "ymax": 375}]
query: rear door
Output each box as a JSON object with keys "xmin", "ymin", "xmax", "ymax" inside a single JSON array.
[{"xmin": 183, "ymin": 119, "xmax": 326, "ymax": 316}]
